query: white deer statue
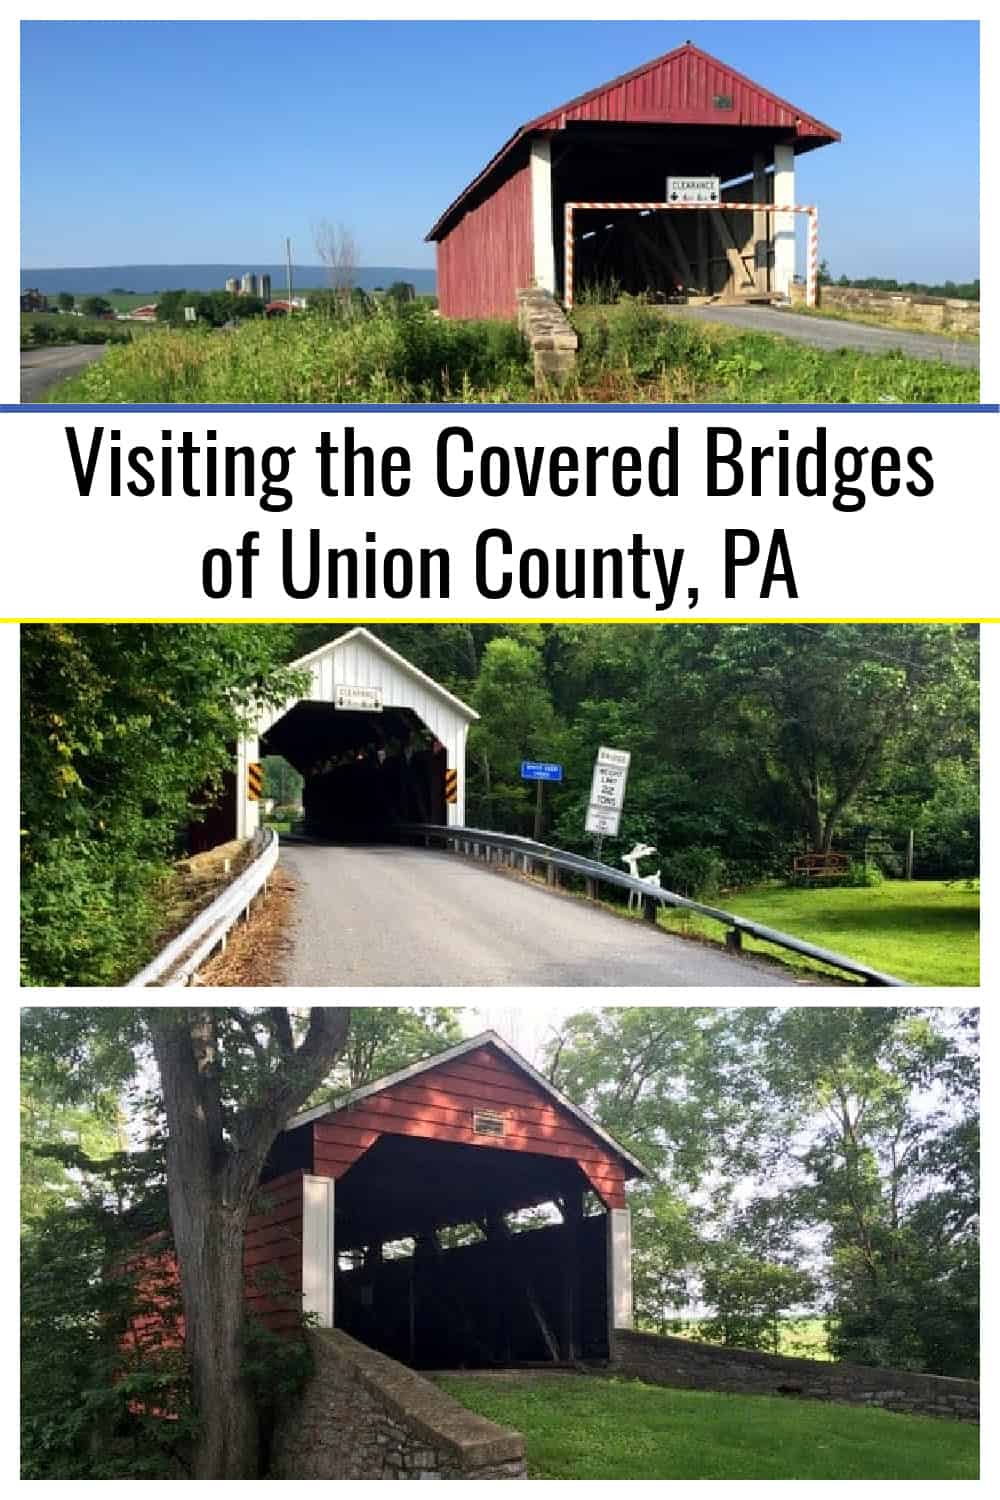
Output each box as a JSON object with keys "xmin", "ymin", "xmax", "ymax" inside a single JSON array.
[{"xmin": 622, "ymin": 842, "xmax": 660, "ymax": 913}]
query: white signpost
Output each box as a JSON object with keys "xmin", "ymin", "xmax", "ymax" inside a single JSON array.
[
  {"xmin": 585, "ymin": 745, "xmax": 631, "ymax": 841},
  {"xmin": 666, "ymin": 175, "xmax": 720, "ymax": 204},
  {"xmin": 333, "ymin": 683, "xmax": 384, "ymax": 712}
]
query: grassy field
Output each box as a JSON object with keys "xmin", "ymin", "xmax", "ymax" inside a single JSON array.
[
  {"xmin": 658, "ymin": 879, "xmax": 979, "ymax": 986},
  {"xmin": 669, "ymin": 1316, "xmax": 832, "ymax": 1361},
  {"xmin": 44, "ymin": 302, "xmax": 979, "ymax": 404},
  {"xmin": 437, "ymin": 1373, "xmax": 978, "ymax": 1480}
]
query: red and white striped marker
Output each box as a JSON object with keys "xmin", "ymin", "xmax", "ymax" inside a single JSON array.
[{"xmin": 563, "ymin": 201, "xmax": 819, "ymax": 311}]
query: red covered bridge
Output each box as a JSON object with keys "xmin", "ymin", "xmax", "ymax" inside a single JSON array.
[
  {"xmin": 427, "ymin": 40, "xmax": 839, "ymax": 317},
  {"xmin": 244, "ymin": 1031, "xmax": 644, "ymax": 1367}
]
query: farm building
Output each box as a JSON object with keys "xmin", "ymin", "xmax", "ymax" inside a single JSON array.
[
  {"xmin": 128, "ymin": 1033, "xmax": 644, "ymax": 1373},
  {"xmin": 426, "ymin": 41, "xmax": 839, "ymax": 318}
]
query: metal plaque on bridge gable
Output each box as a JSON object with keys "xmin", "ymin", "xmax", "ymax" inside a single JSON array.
[
  {"xmin": 666, "ymin": 175, "xmax": 720, "ymax": 205},
  {"xmin": 334, "ymin": 683, "xmax": 384, "ymax": 712}
]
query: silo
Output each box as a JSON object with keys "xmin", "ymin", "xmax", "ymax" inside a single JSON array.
[
  {"xmin": 225, "ymin": 277, "xmax": 239, "ymax": 294},
  {"xmin": 259, "ymin": 274, "xmax": 272, "ymax": 302},
  {"xmin": 241, "ymin": 272, "xmax": 258, "ymax": 297}
]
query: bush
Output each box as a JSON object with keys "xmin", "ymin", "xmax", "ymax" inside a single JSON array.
[
  {"xmin": 21, "ymin": 314, "xmax": 133, "ymax": 348},
  {"xmin": 658, "ymin": 845, "xmax": 726, "ymax": 901}
]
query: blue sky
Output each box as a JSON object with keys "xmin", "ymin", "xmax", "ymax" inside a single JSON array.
[{"xmin": 21, "ymin": 19, "xmax": 979, "ymax": 281}]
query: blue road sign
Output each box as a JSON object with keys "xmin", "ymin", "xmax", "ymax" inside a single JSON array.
[{"xmin": 521, "ymin": 761, "xmax": 563, "ymax": 782}]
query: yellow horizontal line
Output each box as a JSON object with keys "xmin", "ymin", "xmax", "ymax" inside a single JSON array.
[{"xmin": 3, "ymin": 617, "xmax": 996, "ymax": 626}]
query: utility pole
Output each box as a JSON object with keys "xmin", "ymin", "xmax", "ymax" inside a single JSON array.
[{"xmin": 285, "ymin": 236, "xmax": 294, "ymax": 313}]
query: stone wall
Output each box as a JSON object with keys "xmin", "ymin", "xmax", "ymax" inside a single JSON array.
[
  {"xmin": 517, "ymin": 287, "xmax": 578, "ymax": 385},
  {"xmin": 791, "ymin": 283, "xmax": 979, "ymax": 335},
  {"xmin": 270, "ymin": 1330, "xmax": 527, "ymax": 1479},
  {"xmin": 612, "ymin": 1329, "xmax": 978, "ymax": 1423}
]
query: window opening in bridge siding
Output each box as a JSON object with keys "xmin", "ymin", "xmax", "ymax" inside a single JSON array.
[
  {"xmin": 437, "ymin": 1222, "xmax": 486, "ymax": 1249},
  {"xmin": 505, "ymin": 1202, "xmax": 563, "ymax": 1233},
  {"xmin": 381, "ymin": 1237, "xmax": 416, "ymax": 1260},
  {"xmin": 472, "ymin": 1108, "xmax": 505, "ymax": 1138}
]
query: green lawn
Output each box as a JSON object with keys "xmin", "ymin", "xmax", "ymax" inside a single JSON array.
[
  {"xmin": 438, "ymin": 1373, "xmax": 979, "ymax": 1480},
  {"xmin": 658, "ymin": 879, "xmax": 979, "ymax": 986}
]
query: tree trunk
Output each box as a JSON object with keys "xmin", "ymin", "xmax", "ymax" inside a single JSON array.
[
  {"xmin": 171, "ymin": 1197, "xmax": 259, "ymax": 1478},
  {"xmin": 149, "ymin": 1008, "xmax": 351, "ymax": 1480}
]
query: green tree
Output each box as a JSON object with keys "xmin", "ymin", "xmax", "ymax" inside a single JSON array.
[
  {"xmin": 677, "ymin": 625, "xmax": 978, "ymax": 853},
  {"xmin": 751, "ymin": 1007, "xmax": 979, "ymax": 1375},
  {"xmin": 21, "ymin": 1053, "xmax": 124, "ymax": 1224},
  {"xmin": 57, "ymin": 291, "xmax": 75, "ymax": 312},
  {"xmin": 155, "ymin": 290, "xmax": 264, "ymax": 327},
  {"xmin": 546, "ymin": 1006, "xmax": 978, "ymax": 1374},
  {"xmin": 261, "ymin": 754, "xmax": 303, "ymax": 808},
  {"xmin": 22, "ymin": 1006, "xmax": 353, "ymax": 1479},
  {"xmin": 699, "ymin": 1242, "xmax": 816, "ymax": 1352},
  {"xmin": 80, "ymin": 295, "xmax": 112, "ymax": 317},
  {"xmin": 20, "ymin": 624, "xmax": 302, "ymax": 984},
  {"xmin": 316, "ymin": 1006, "xmax": 463, "ymax": 1094},
  {"xmin": 470, "ymin": 635, "xmax": 561, "ymax": 831}
]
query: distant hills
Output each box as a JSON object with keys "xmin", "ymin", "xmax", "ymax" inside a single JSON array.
[{"xmin": 20, "ymin": 264, "xmax": 437, "ymax": 296}]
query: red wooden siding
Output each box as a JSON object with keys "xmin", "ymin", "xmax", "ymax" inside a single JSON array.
[
  {"xmin": 123, "ymin": 1169, "xmax": 307, "ymax": 1358},
  {"xmin": 528, "ymin": 43, "xmax": 837, "ymax": 137},
  {"xmin": 437, "ymin": 159, "xmax": 533, "ymax": 320},
  {"xmin": 244, "ymin": 1168, "xmax": 304, "ymax": 1333},
  {"xmin": 313, "ymin": 1044, "xmax": 628, "ymax": 1208},
  {"xmin": 121, "ymin": 1236, "xmax": 184, "ymax": 1358}
]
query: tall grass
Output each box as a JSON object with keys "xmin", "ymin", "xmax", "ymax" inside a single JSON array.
[
  {"xmin": 572, "ymin": 301, "xmax": 979, "ymax": 403},
  {"xmin": 47, "ymin": 300, "xmax": 978, "ymax": 405},
  {"xmin": 48, "ymin": 306, "xmax": 533, "ymax": 404}
]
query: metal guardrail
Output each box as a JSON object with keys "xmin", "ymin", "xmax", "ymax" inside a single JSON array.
[
  {"xmin": 399, "ymin": 823, "xmax": 909, "ymax": 987},
  {"xmin": 126, "ymin": 828, "xmax": 280, "ymax": 987}
]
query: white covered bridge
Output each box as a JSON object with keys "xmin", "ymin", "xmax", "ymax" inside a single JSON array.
[{"xmin": 236, "ymin": 628, "xmax": 478, "ymax": 841}]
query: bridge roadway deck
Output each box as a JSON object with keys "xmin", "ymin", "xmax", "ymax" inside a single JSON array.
[{"xmin": 277, "ymin": 844, "xmax": 800, "ymax": 987}]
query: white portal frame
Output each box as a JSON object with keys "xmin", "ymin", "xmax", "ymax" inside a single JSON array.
[
  {"xmin": 607, "ymin": 1205, "xmax": 634, "ymax": 1333},
  {"xmin": 563, "ymin": 200, "xmax": 819, "ymax": 310},
  {"xmin": 301, "ymin": 1174, "xmax": 336, "ymax": 1328}
]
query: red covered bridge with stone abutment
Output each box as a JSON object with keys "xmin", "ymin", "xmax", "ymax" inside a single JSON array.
[{"xmin": 246, "ymin": 1031, "xmax": 643, "ymax": 1367}]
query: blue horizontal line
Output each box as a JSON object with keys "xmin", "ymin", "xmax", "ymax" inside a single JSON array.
[{"xmin": 3, "ymin": 403, "xmax": 997, "ymax": 414}]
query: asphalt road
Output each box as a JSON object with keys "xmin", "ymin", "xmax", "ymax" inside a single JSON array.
[
  {"xmin": 277, "ymin": 844, "xmax": 800, "ymax": 987},
  {"xmin": 20, "ymin": 343, "xmax": 106, "ymax": 401},
  {"xmin": 664, "ymin": 305, "xmax": 979, "ymax": 369}
]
